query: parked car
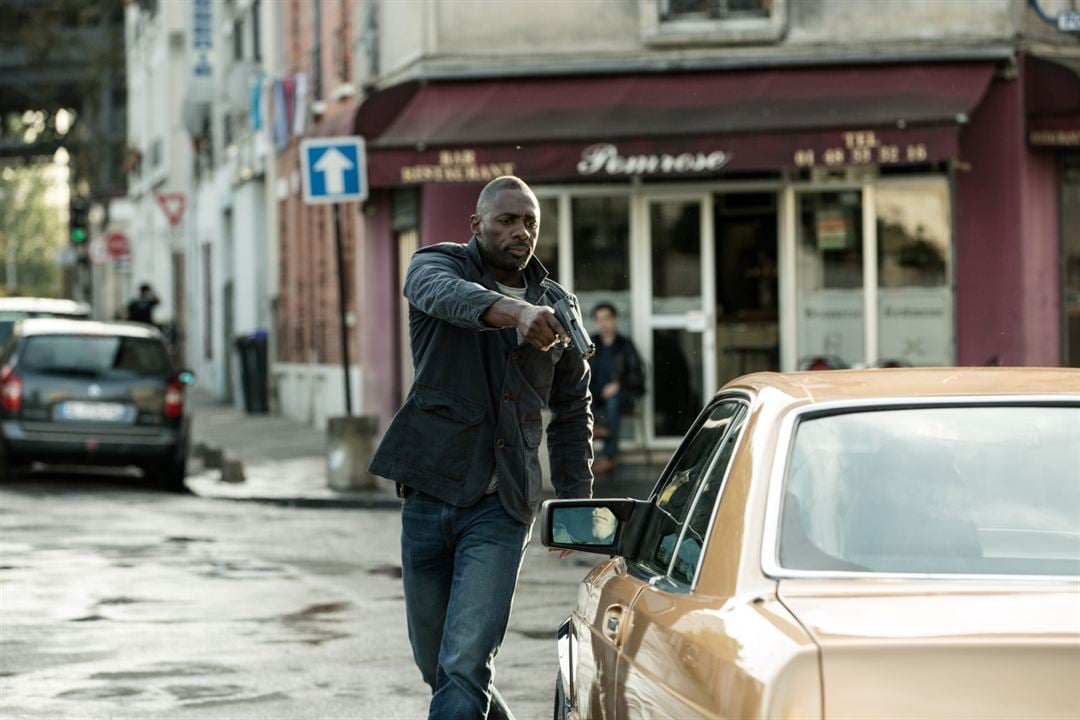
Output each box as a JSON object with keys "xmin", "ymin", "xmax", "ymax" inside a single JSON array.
[
  {"xmin": 0, "ymin": 318, "xmax": 195, "ymax": 490},
  {"xmin": 0, "ymin": 296, "xmax": 92, "ymax": 346},
  {"xmin": 542, "ymin": 368, "xmax": 1080, "ymax": 720}
]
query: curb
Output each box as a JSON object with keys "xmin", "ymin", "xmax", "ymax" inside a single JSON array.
[{"xmin": 191, "ymin": 492, "xmax": 405, "ymax": 511}]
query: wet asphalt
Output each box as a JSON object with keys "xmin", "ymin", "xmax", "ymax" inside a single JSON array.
[{"xmin": 0, "ymin": 469, "xmax": 605, "ymax": 719}]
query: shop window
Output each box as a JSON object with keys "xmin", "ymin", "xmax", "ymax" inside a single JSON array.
[
  {"xmin": 573, "ymin": 196, "xmax": 632, "ymax": 332},
  {"xmin": 795, "ymin": 191, "xmax": 865, "ymax": 370},
  {"xmin": 1064, "ymin": 161, "xmax": 1080, "ymax": 368},
  {"xmin": 650, "ymin": 201, "xmax": 702, "ymax": 314},
  {"xmin": 641, "ymin": 0, "xmax": 785, "ymax": 45},
  {"xmin": 715, "ymin": 192, "xmax": 779, "ymax": 384},
  {"xmin": 876, "ymin": 180, "xmax": 954, "ymax": 367},
  {"xmin": 535, "ymin": 196, "xmax": 560, "ymax": 282},
  {"xmin": 661, "ymin": 0, "xmax": 770, "ymax": 20}
]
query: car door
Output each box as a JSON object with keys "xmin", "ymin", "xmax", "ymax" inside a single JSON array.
[
  {"xmin": 572, "ymin": 399, "xmax": 747, "ymax": 719},
  {"xmin": 614, "ymin": 400, "xmax": 749, "ymax": 719}
]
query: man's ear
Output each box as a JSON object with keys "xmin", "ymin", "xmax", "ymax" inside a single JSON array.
[{"xmin": 469, "ymin": 214, "xmax": 481, "ymax": 236}]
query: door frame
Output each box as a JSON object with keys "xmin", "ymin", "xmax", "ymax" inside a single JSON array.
[{"xmin": 633, "ymin": 190, "xmax": 717, "ymax": 447}]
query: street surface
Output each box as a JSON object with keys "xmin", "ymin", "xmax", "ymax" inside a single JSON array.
[{"xmin": 0, "ymin": 470, "xmax": 597, "ymax": 719}]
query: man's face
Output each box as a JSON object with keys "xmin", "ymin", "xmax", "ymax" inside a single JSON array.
[
  {"xmin": 471, "ymin": 189, "xmax": 540, "ymax": 274},
  {"xmin": 593, "ymin": 308, "xmax": 617, "ymax": 336},
  {"xmin": 592, "ymin": 507, "xmax": 617, "ymax": 541}
]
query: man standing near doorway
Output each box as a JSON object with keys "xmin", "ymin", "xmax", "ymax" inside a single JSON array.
[
  {"xmin": 369, "ymin": 176, "xmax": 594, "ymax": 719},
  {"xmin": 126, "ymin": 283, "xmax": 160, "ymax": 326},
  {"xmin": 589, "ymin": 303, "xmax": 644, "ymax": 474}
]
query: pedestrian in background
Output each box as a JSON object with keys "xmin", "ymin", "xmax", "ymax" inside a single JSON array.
[
  {"xmin": 369, "ymin": 175, "xmax": 594, "ymax": 719},
  {"xmin": 589, "ymin": 303, "xmax": 645, "ymax": 474},
  {"xmin": 126, "ymin": 283, "xmax": 159, "ymax": 326}
]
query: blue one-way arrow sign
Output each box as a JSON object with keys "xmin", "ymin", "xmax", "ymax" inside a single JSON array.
[{"xmin": 300, "ymin": 136, "xmax": 367, "ymax": 204}]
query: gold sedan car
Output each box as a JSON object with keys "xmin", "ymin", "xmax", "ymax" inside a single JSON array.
[{"xmin": 542, "ymin": 368, "xmax": 1080, "ymax": 720}]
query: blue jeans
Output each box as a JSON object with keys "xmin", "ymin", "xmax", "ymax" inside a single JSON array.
[
  {"xmin": 401, "ymin": 491, "xmax": 531, "ymax": 720},
  {"xmin": 593, "ymin": 394, "xmax": 622, "ymax": 459}
]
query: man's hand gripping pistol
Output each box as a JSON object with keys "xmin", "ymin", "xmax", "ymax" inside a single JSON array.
[{"xmin": 541, "ymin": 280, "xmax": 596, "ymax": 360}]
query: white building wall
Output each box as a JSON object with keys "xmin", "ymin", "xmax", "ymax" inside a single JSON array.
[{"xmin": 362, "ymin": 0, "xmax": 1022, "ymax": 90}]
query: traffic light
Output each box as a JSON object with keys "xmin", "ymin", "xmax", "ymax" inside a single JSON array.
[{"xmin": 69, "ymin": 197, "xmax": 90, "ymax": 245}]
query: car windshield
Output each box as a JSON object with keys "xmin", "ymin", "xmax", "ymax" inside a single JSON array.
[
  {"xmin": 0, "ymin": 310, "xmax": 89, "ymax": 344},
  {"xmin": 19, "ymin": 334, "xmax": 171, "ymax": 378},
  {"xmin": 779, "ymin": 405, "xmax": 1080, "ymax": 577}
]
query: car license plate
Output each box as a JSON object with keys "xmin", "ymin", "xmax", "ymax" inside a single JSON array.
[{"xmin": 56, "ymin": 401, "xmax": 131, "ymax": 423}]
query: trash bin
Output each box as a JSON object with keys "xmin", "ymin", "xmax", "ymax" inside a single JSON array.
[{"xmin": 234, "ymin": 330, "xmax": 269, "ymax": 414}]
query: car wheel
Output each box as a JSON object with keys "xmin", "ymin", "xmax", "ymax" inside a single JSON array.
[{"xmin": 554, "ymin": 671, "xmax": 569, "ymax": 720}]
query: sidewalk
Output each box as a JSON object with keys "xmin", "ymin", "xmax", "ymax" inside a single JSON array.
[
  {"xmin": 184, "ymin": 393, "xmax": 665, "ymax": 509},
  {"xmin": 184, "ymin": 392, "xmax": 402, "ymax": 509}
]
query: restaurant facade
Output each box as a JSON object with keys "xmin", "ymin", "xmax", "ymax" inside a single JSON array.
[{"xmin": 320, "ymin": 50, "xmax": 1080, "ymax": 446}]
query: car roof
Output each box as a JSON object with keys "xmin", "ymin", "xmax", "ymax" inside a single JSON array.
[
  {"xmin": 0, "ymin": 297, "xmax": 91, "ymax": 315},
  {"xmin": 13, "ymin": 318, "xmax": 164, "ymax": 340},
  {"xmin": 724, "ymin": 367, "xmax": 1080, "ymax": 407}
]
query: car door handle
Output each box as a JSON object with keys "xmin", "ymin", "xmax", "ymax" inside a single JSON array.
[{"xmin": 602, "ymin": 604, "xmax": 625, "ymax": 645}]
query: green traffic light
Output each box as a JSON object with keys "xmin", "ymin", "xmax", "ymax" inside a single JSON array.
[{"xmin": 71, "ymin": 228, "xmax": 88, "ymax": 244}]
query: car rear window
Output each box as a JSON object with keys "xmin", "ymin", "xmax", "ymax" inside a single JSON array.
[
  {"xmin": 779, "ymin": 405, "xmax": 1080, "ymax": 577},
  {"xmin": 19, "ymin": 334, "xmax": 171, "ymax": 378}
]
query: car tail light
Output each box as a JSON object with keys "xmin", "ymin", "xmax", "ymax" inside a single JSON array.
[
  {"xmin": 0, "ymin": 365, "xmax": 22, "ymax": 414},
  {"xmin": 164, "ymin": 376, "xmax": 184, "ymax": 419}
]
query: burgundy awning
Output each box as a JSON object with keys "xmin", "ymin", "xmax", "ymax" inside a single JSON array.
[
  {"xmin": 1025, "ymin": 55, "xmax": 1080, "ymax": 149},
  {"xmin": 354, "ymin": 63, "xmax": 997, "ymax": 187}
]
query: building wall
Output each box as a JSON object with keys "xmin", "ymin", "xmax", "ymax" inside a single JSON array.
[
  {"xmin": 124, "ymin": 1, "xmax": 193, "ymax": 328},
  {"xmin": 273, "ymin": 0, "xmax": 364, "ymax": 425},
  {"xmin": 362, "ymin": 0, "xmax": 1025, "ymax": 89},
  {"xmin": 359, "ymin": 190, "xmax": 399, "ymax": 433},
  {"xmin": 955, "ymin": 62, "xmax": 1064, "ymax": 367}
]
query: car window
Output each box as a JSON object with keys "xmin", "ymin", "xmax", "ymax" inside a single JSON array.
[
  {"xmin": 669, "ymin": 408, "xmax": 748, "ymax": 585},
  {"xmin": 779, "ymin": 405, "xmax": 1080, "ymax": 576},
  {"xmin": 18, "ymin": 335, "xmax": 171, "ymax": 378},
  {"xmin": 633, "ymin": 400, "xmax": 744, "ymax": 578}
]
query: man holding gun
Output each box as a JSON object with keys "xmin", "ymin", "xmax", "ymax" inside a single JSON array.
[{"xmin": 369, "ymin": 175, "xmax": 594, "ymax": 719}]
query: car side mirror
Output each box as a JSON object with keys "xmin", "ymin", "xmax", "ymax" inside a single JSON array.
[
  {"xmin": 541, "ymin": 498, "xmax": 649, "ymax": 557},
  {"xmin": 178, "ymin": 369, "xmax": 197, "ymax": 387}
]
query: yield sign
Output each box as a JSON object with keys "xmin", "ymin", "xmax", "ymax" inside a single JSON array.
[{"xmin": 155, "ymin": 192, "xmax": 187, "ymax": 226}]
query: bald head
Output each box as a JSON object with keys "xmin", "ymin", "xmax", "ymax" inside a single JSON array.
[{"xmin": 476, "ymin": 175, "xmax": 537, "ymax": 216}]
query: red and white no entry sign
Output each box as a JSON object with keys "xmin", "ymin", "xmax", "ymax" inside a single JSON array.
[{"xmin": 104, "ymin": 231, "xmax": 130, "ymax": 258}]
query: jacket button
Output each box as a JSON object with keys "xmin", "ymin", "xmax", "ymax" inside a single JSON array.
[
  {"xmin": 502, "ymin": 393, "xmax": 511, "ymax": 402},
  {"xmin": 511, "ymin": 351, "xmax": 521, "ymax": 360},
  {"xmin": 495, "ymin": 438, "xmax": 506, "ymax": 448}
]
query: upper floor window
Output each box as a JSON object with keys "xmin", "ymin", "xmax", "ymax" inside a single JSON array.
[
  {"xmin": 641, "ymin": 0, "xmax": 786, "ymax": 45},
  {"xmin": 661, "ymin": 0, "xmax": 771, "ymax": 21}
]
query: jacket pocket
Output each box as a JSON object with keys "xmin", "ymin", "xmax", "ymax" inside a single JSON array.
[{"xmin": 408, "ymin": 384, "xmax": 486, "ymax": 480}]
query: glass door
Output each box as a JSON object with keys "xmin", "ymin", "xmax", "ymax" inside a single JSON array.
[{"xmin": 637, "ymin": 194, "xmax": 716, "ymax": 443}]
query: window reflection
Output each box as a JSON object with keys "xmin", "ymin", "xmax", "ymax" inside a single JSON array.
[
  {"xmin": 573, "ymin": 196, "xmax": 632, "ymax": 332},
  {"xmin": 796, "ymin": 191, "xmax": 865, "ymax": 369},
  {"xmin": 715, "ymin": 192, "xmax": 779, "ymax": 383},
  {"xmin": 653, "ymin": 328, "xmax": 703, "ymax": 437},
  {"xmin": 650, "ymin": 200, "xmax": 702, "ymax": 314},
  {"xmin": 876, "ymin": 181, "xmax": 953, "ymax": 367},
  {"xmin": 636, "ymin": 402, "xmax": 741, "ymax": 577}
]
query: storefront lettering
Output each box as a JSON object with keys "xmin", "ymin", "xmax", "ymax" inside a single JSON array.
[
  {"xmin": 400, "ymin": 150, "xmax": 516, "ymax": 183},
  {"xmin": 1029, "ymin": 130, "xmax": 1080, "ymax": 147},
  {"xmin": 576, "ymin": 143, "xmax": 730, "ymax": 176},
  {"xmin": 794, "ymin": 130, "xmax": 928, "ymax": 168}
]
